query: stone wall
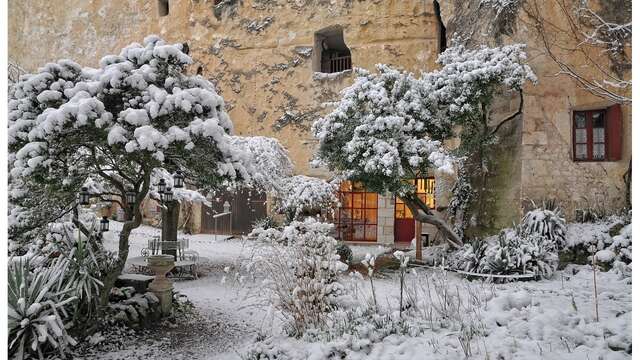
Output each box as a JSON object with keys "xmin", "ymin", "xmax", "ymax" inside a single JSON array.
[
  {"xmin": 438, "ymin": 0, "xmax": 631, "ymax": 227},
  {"xmin": 9, "ymin": 0, "xmax": 441, "ymax": 177}
]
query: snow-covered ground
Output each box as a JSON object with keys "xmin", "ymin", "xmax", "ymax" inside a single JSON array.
[{"xmin": 98, "ymin": 222, "xmax": 631, "ymax": 359}]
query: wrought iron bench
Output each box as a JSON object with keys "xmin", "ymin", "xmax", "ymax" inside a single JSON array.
[{"xmin": 137, "ymin": 237, "xmax": 200, "ymax": 279}]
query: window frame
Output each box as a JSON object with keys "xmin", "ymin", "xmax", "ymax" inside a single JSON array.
[
  {"xmin": 394, "ymin": 177, "xmax": 436, "ymax": 220},
  {"xmin": 572, "ymin": 109, "xmax": 608, "ymax": 162},
  {"xmin": 336, "ymin": 181, "xmax": 378, "ymax": 242}
]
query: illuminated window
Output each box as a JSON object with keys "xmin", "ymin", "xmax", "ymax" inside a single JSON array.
[
  {"xmin": 395, "ymin": 178, "xmax": 435, "ymax": 219},
  {"xmin": 336, "ymin": 181, "xmax": 377, "ymax": 242}
]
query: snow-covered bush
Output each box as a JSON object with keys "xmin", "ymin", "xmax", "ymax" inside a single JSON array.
[
  {"xmin": 453, "ymin": 229, "xmax": 558, "ymax": 277},
  {"xmin": 47, "ymin": 223, "xmax": 114, "ymax": 318},
  {"xmin": 563, "ymin": 217, "xmax": 631, "ymax": 271},
  {"xmin": 520, "ymin": 202, "xmax": 567, "ymax": 248},
  {"xmin": 274, "ymin": 175, "xmax": 338, "ymax": 222},
  {"xmin": 454, "ymin": 238, "xmax": 488, "ymax": 273},
  {"xmin": 483, "ymin": 230, "xmax": 558, "ymax": 277},
  {"xmin": 8, "ymin": 258, "xmax": 77, "ymax": 359},
  {"xmin": 246, "ymin": 218, "xmax": 348, "ymax": 336},
  {"xmin": 335, "ymin": 242, "xmax": 353, "ymax": 265}
]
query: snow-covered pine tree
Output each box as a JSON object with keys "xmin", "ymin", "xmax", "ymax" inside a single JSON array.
[
  {"xmin": 9, "ymin": 36, "xmax": 253, "ymax": 304},
  {"xmin": 313, "ymin": 44, "xmax": 536, "ymax": 247}
]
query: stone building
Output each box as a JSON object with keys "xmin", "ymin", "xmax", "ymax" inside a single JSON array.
[{"xmin": 9, "ymin": 0, "xmax": 631, "ymax": 245}]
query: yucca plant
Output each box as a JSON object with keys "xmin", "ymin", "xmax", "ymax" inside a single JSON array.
[
  {"xmin": 520, "ymin": 200, "xmax": 567, "ymax": 248},
  {"xmin": 8, "ymin": 257, "xmax": 77, "ymax": 359},
  {"xmin": 54, "ymin": 225, "xmax": 106, "ymax": 319}
]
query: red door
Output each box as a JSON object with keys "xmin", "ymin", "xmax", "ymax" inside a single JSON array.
[
  {"xmin": 394, "ymin": 178, "xmax": 435, "ymax": 244},
  {"xmin": 394, "ymin": 218, "xmax": 415, "ymax": 243},
  {"xmin": 394, "ymin": 196, "xmax": 415, "ymax": 243}
]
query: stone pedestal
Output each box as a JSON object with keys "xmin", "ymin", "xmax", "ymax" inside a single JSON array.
[{"xmin": 147, "ymin": 254, "xmax": 175, "ymax": 315}]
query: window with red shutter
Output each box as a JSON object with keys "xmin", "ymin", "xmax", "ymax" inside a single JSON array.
[{"xmin": 572, "ymin": 107, "xmax": 622, "ymax": 162}]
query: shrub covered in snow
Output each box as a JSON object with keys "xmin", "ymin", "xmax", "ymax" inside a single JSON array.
[
  {"xmin": 335, "ymin": 242, "xmax": 353, "ymax": 265},
  {"xmin": 246, "ymin": 218, "xmax": 348, "ymax": 337},
  {"xmin": 520, "ymin": 202, "xmax": 567, "ymax": 248},
  {"xmin": 273, "ymin": 175, "xmax": 338, "ymax": 222},
  {"xmin": 562, "ymin": 217, "xmax": 631, "ymax": 274},
  {"xmin": 8, "ymin": 258, "xmax": 78, "ymax": 359},
  {"xmin": 453, "ymin": 228, "xmax": 558, "ymax": 277}
]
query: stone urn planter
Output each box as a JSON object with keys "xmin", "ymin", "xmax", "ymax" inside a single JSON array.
[{"xmin": 147, "ymin": 254, "xmax": 175, "ymax": 315}]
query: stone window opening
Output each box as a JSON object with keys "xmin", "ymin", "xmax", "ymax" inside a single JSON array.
[
  {"xmin": 572, "ymin": 104, "xmax": 622, "ymax": 162},
  {"xmin": 158, "ymin": 0, "xmax": 169, "ymax": 17},
  {"xmin": 313, "ymin": 26, "xmax": 352, "ymax": 74},
  {"xmin": 433, "ymin": 0, "xmax": 447, "ymax": 54}
]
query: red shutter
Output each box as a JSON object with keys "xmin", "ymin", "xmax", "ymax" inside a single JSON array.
[{"xmin": 606, "ymin": 104, "xmax": 623, "ymax": 161}]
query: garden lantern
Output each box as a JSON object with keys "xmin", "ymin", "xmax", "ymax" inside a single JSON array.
[
  {"xmin": 223, "ymin": 200, "xmax": 231, "ymax": 213},
  {"xmin": 158, "ymin": 178, "xmax": 167, "ymax": 193},
  {"xmin": 79, "ymin": 187, "xmax": 91, "ymax": 206},
  {"xmin": 173, "ymin": 171, "xmax": 184, "ymax": 188},
  {"xmin": 162, "ymin": 187, "xmax": 173, "ymax": 203},
  {"xmin": 100, "ymin": 216, "xmax": 110, "ymax": 232},
  {"xmin": 125, "ymin": 189, "xmax": 136, "ymax": 205}
]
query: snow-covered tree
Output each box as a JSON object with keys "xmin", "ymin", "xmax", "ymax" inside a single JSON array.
[
  {"xmin": 8, "ymin": 36, "xmax": 252, "ymax": 303},
  {"xmin": 313, "ymin": 44, "xmax": 535, "ymax": 247}
]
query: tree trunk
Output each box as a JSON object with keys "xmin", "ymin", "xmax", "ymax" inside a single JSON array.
[
  {"xmin": 400, "ymin": 193, "xmax": 463, "ymax": 249},
  {"xmin": 623, "ymin": 158, "xmax": 631, "ymax": 210},
  {"xmin": 98, "ymin": 171, "xmax": 151, "ymax": 308}
]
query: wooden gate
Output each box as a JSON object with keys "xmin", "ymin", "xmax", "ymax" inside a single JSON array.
[{"xmin": 201, "ymin": 189, "xmax": 267, "ymax": 235}]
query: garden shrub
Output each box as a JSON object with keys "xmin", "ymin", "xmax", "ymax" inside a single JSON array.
[
  {"xmin": 8, "ymin": 257, "xmax": 78, "ymax": 359},
  {"xmin": 246, "ymin": 218, "xmax": 348, "ymax": 337}
]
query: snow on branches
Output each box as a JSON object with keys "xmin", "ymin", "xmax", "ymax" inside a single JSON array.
[
  {"xmin": 312, "ymin": 65, "xmax": 454, "ymax": 195},
  {"xmin": 313, "ymin": 44, "xmax": 535, "ymax": 246},
  {"xmin": 8, "ymin": 35, "xmax": 250, "ymax": 201},
  {"xmin": 275, "ymin": 175, "xmax": 338, "ymax": 221},
  {"xmin": 313, "ymin": 43, "xmax": 535, "ymax": 194}
]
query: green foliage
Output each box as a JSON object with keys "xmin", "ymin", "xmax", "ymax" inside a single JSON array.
[
  {"xmin": 335, "ymin": 242, "xmax": 353, "ymax": 265},
  {"xmin": 8, "ymin": 258, "xmax": 78, "ymax": 359}
]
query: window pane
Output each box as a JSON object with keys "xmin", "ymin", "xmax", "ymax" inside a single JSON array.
[
  {"xmin": 575, "ymin": 129, "xmax": 587, "ymax": 144},
  {"xmin": 593, "ymin": 143, "xmax": 605, "ymax": 160},
  {"xmin": 353, "ymin": 193, "xmax": 364, "ymax": 208},
  {"xmin": 365, "ymin": 193, "xmax": 377, "ymax": 208},
  {"xmin": 341, "ymin": 193, "xmax": 352, "ymax": 208},
  {"xmin": 354, "ymin": 225, "xmax": 365, "ymax": 241},
  {"xmin": 593, "ymin": 128, "xmax": 605, "ymax": 143},
  {"xmin": 365, "ymin": 225, "xmax": 377, "ymax": 241},
  {"xmin": 576, "ymin": 144, "xmax": 588, "ymax": 159},
  {"xmin": 593, "ymin": 112, "xmax": 605, "ymax": 128},
  {"xmin": 365, "ymin": 209, "xmax": 377, "ymax": 224},
  {"xmin": 340, "ymin": 208, "xmax": 352, "ymax": 220},
  {"xmin": 352, "ymin": 209, "xmax": 363, "ymax": 221},
  {"xmin": 575, "ymin": 113, "xmax": 586, "ymax": 128}
]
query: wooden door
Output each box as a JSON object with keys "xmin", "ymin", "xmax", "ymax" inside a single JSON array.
[
  {"xmin": 200, "ymin": 189, "xmax": 267, "ymax": 235},
  {"xmin": 394, "ymin": 196, "xmax": 415, "ymax": 243}
]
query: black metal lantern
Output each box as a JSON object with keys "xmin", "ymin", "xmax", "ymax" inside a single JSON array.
[
  {"xmin": 100, "ymin": 216, "xmax": 110, "ymax": 232},
  {"xmin": 79, "ymin": 187, "xmax": 91, "ymax": 206},
  {"xmin": 125, "ymin": 189, "xmax": 136, "ymax": 205},
  {"xmin": 158, "ymin": 178, "xmax": 167, "ymax": 193},
  {"xmin": 162, "ymin": 187, "xmax": 173, "ymax": 203},
  {"xmin": 173, "ymin": 171, "xmax": 184, "ymax": 188}
]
